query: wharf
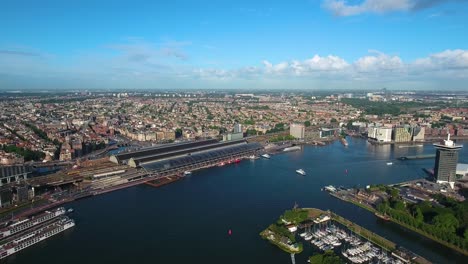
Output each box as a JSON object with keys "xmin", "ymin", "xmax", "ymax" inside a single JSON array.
[
  {"xmin": 145, "ymin": 175, "xmax": 183, "ymax": 188},
  {"xmin": 398, "ymin": 154, "xmax": 436, "ymax": 160}
]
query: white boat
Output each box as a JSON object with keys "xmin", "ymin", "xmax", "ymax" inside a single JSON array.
[
  {"xmin": 261, "ymin": 154, "xmax": 271, "ymax": 159},
  {"xmin": 184, "ymin": 171, "xmax": 192, "ymax": 176},
  {"xmin": 296, "ymin": 169, "xmax": 306, "ymax": 175},
  {"xmin": 324, "ymin": 185, "xmax": 337, "ymax": 192},
  {"xmin": 0, "ymin": 217, "xmax": 75, "ymax": 259},
  {"xmin": 248, "ymin": 155, "xmax": 258, "ymax": 160},
  {"xmin": 0, "ymin": 207, "xmax": 66, "ymax": 239},
  {"xmin": 67, "ymin": 208, "xmax": 74, "ymax": 213},
  {"xmin": 386, "ymin": 162, "xmax": 393, "ymax": 165}
]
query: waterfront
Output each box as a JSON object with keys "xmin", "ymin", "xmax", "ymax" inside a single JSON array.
[{"xmin": 5, "ymin": 138, "xmax": 468, "ymax": 264}]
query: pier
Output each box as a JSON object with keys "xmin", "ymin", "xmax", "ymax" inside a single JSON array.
[{"xmin": 397, "ymin": 154, "xmax": 435, "ymax": 160}]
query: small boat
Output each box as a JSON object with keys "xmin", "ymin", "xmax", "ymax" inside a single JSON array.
[
  {"xmin": 184, "ymin": 171, "xmax": 192, "ymax": 176},
  {"xmin": 386, "ymin": 162, "xmax": 393, "ymax": 165},
  {"xmin": 296, "ymin": 169, "xmax": 306, "ymax": 176},
  {"xmin": 323, "ymin": 185, "xmax": 337, "ymax": 192},
  {"xmin": 261, "ymin": 154, "xmax": 271, "ymax": 159},
  {"xmin": 67, "ymin": 208, "xmax": 74, "ymax": 213},
  {"xmin": 375, "ymin": 212, "xmax": 390, "ymax": 221},
  {"xmin": 248, "ymin": 155, "xmax": 258, "ymax": 160}
]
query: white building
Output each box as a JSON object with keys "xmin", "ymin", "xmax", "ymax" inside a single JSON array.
[
  {"xmin": 234, "ymin": 123, "xmax": 243, "ymax": 134},
  {"xmin": 376, "ymin": 127, "xmax": 392, "ymax": 142},
  {"xmin": 290, "ymin": 123, "xmax": 305, "ymax": 139}
]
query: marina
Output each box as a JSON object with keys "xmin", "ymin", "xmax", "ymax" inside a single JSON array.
[{"xmin": 262, "ymin": 208, "xmax": 430, "ymax": 264}]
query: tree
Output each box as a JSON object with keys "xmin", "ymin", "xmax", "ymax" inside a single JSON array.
[
  {"xmin": 304, "ymin": 121, "xmax": 311, "ymax": 127},
  {"xmin": 432, "ymin": 213, "xmax": 459, "ymax": 233},
  {"xmin": 175, "ymin": 128, "xmax": 183, "ymax": 138},
  {"xmin": 415, "ymin": 207, "xmax": 424, "ymax": 223}
]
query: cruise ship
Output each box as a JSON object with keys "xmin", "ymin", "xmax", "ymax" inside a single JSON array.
[
  {"xmin": 296, "ymin": 169, "xmax": 306, "ymax": 176},
  {"xmin": 0, "ymin": 217, "xmax": 75, "ymax": 259},
  {"xmin": 261, "ymin": 154, "xmax": 271, "ymax": 159},
  {"xmin": 0, "ymin": 207, "xmax": 66, "ymax": 239}
]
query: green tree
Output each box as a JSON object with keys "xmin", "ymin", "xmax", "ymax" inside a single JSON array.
[
  {"xmin": 432, "ymin": 213, "xmax": 459, "ymax": 233},
  {"xmin": 415, "ymin": 207, "xmax": 424, "ymax": 223},
  {"xmin": 304, "ymin": 121, "xmax": 311, "ymax": 127}
]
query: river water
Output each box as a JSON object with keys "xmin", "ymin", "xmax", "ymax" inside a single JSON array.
[{"xmin": 6, "ymin": 138, "xmax": 468, "ymax": 264}]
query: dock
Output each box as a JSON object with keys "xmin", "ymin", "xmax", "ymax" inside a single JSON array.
[{"xmin": 397, "ymin": 154, "xmax": 435, "ymax": 160}]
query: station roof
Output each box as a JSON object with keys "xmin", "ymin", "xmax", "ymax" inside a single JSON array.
[
  {"xmin": 141, "ymin": 142, "xmax": 262, "ymax": 171},
  {"xmin": 110, "ymin": 139, "xmax": 219, "ymax": 164}
]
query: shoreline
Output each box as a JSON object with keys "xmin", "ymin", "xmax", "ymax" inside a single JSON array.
[{"xmin": 327, "ymin": 189, "xmax": 468, "ymax": 257}]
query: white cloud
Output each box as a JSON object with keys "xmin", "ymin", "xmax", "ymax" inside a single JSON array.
[
  {"xmin": 354, "ymin": 50, "xmax": 404, "ymax": 73},
  {"xmin": 1, "ymin": 43, "xmax": 468, "ymax": 90},
  {"xmin": 413, "ymin": 49, "xmax": 468, "ymax": 70},
  {"xmin": 322, "ymin": 0, "xmax": 458, "ymax": 16}
]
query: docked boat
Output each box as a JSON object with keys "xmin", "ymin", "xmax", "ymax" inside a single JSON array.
[
  {"xmin": 248, "ymin": 155, "xmax": 258, "ymax": 160},
  {"xmin": 261, "ymin": 154, "xmax": 271, "ymax": 159},
  {"xmin": 0, "ymin": 217, "xmax": 75, "ymax": 259},
  {"xmin": 67, "ymin": 208, "xmax": 74, "ymax": 213},
  {"xmin": 375, "ymin": 212, "xmax": 391, "ymax": 221},
  {"xmin": 283, "ymin": 146, "xmax": 301, "ymax": 152},
  {"xmin": 184, "ymin": 171, "xmax": 192, "ymax": 176},
  {"xmin": 0, "ymin": 207, "xmax": 66, "ymax": 239},
  {"xmin": 296, "ymin": 169, "xmax": 306, "ymax": 176}
]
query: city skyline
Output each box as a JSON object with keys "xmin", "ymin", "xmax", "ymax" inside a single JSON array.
[{"xmin": 1, "ymin": 0, "xmax": 467, "ymax": 90}]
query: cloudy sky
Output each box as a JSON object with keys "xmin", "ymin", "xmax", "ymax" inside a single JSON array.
[{"xmin": 1, "ymin": 0, "xmax": 467, "ymax": 90}]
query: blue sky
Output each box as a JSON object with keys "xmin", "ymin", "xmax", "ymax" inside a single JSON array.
[{"xmin": 1, "ymin": 0, "xmax": 467, "ymax": 90}]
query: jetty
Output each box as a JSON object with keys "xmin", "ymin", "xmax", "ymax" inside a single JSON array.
[{"xmin": 398, "ymin": 154, "xmax": 435, "ymax": 160}]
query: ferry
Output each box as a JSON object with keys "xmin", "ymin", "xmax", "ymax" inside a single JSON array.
[
  {"xmin": 296, "ymin": 169, "xmax": 306, "ymax": 176},
  {"xmin": 0, "ymin": 217, "xmax": 75, "ymax": 259},
  {"xmin": 261, "ymin": 154, "xmax": 271, "ymax": 159},
  {"xmin": 0, "ymin": 207, "xmax": 66, "ymax": 239}
]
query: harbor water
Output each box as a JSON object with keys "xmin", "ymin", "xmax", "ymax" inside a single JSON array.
[{"xmin": 5, "ymin": 138, "xmax": 468, "ymax": 264}]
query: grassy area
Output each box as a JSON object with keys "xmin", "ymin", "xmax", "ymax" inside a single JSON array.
[{"xmin": 260, "ymin": 229, "xmax": 303, "ymax": 254}]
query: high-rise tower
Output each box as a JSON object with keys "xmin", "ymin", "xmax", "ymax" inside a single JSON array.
[{"xmin": 433, "ymin": 134, "xmax": 463, "ymax": 188}]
